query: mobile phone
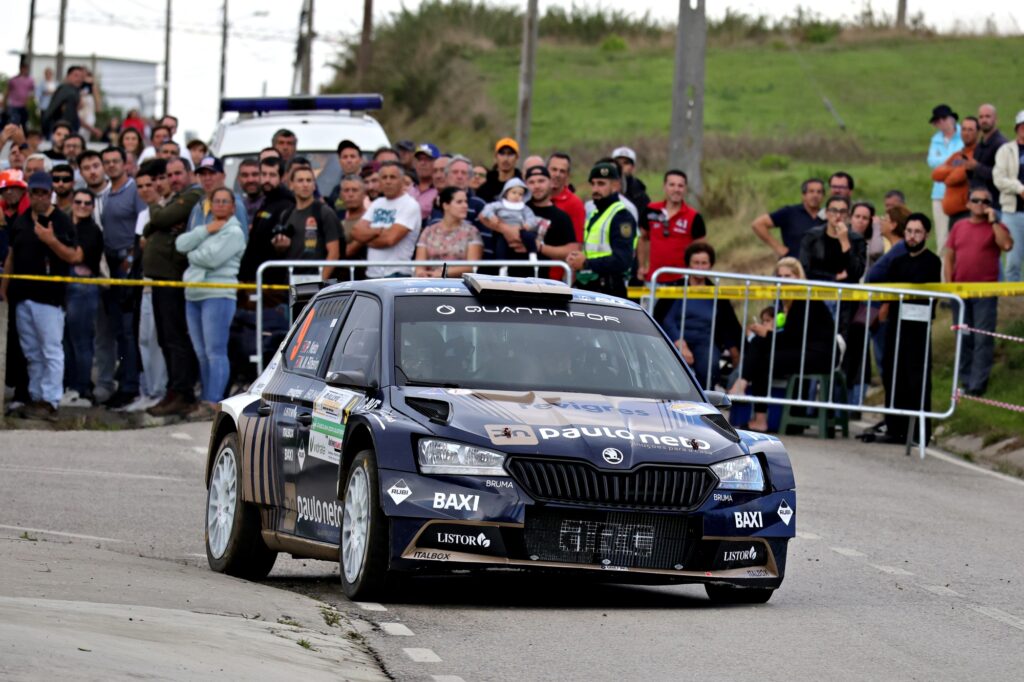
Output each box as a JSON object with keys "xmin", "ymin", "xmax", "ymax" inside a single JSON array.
[{"xmin": 37, "ymin": 214, "xmax": 51, "ymax": 228}]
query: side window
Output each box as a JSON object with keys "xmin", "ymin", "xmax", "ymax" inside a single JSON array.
[
  {"xmin": 283, "ymin": 295, "xmax": 350, "ymax": 374},
  {"xmin": 327, "ymin": 296, "xmax": 382, "ymax": 383}
]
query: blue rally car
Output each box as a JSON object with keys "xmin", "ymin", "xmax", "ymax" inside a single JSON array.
[{"xmin": 204, "ymin": 274, "xmax": 796, "ymax": 603}]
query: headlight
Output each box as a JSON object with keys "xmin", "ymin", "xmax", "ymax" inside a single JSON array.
[
  {"xmin": 711, "ymin": 455, "xmax": 765, "ymax": 491},
  {"xmin": 418, "ymin": 438, "xmax": 508, "ymax": 476}
]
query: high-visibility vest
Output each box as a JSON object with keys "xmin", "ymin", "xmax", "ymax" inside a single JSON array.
[{"xmin": 584, "ymin": 200, "xmax": 627, "ymax": 261}]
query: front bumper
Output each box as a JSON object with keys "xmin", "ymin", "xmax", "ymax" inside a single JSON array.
[{"xmin": 379, "ymin": 469, "xmax": 796, "ymax": 585}]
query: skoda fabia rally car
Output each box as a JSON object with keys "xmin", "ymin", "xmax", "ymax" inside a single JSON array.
[{"xmin": 204, "ymin": 274, "xmax": 796, "ymax": 603}]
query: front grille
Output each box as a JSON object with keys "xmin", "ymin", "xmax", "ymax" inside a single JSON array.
[
  {"xmin": 524, "ymin": 508, "xmax": 689, "ymax": 570},
  {"xmin": 507, "ymin": 457, "xmax": 716, "ymax": 511}
]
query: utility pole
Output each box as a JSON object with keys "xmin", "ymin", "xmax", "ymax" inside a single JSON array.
[
  {"xmin": 26, "ymin": 0, "xmax": 37, "ymax": 71},
  {"xmin": 515, "ymin": 0, "xmax": 539, "ymax": 160},
  {"xmin": 219, "ymin": 0, "xmax": 229, "ymax": 100},
  {"xmin": 896, "ymin": 0, "xmax": 907, "ymax": 29},
  {"xmin": 668, "ymin": 0, "xmax": 706, "ymax": 202},
  {"xmin": 56, "ymin": 0, "xmax": 68, "ymax": 78},
  {"xmin": 301, "ymin": 0, "xmax": 315, "ymax": 93},
  {"xmin": 356, "ymin": 0, "xmax": 374, "ymax": 87},
  {"xmin": 163, "ymin": 0, "xmax": 171, "ymax": 113}
]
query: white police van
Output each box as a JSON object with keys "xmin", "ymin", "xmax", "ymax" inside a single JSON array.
[{"xmin": 209, "ymin": 94, "xmax": 390, "ymax": 196}]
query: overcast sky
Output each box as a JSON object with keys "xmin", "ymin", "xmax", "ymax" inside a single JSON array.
[{"xmin": 3, "ymin": 0, "xmax": 1022, "ymax": 140}]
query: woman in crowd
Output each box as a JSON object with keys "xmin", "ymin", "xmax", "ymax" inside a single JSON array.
[
  {"xmin": 78, "ymin": 70, "xmax": 102, "ymax": 141},
  {"xmin": 414, "ymin": 187, "xmax": 483, "ymax": 278},
  {"xmin": 121, "ymin": 109, "xmax": 146, "ymax": 136},
  {"xmin": 729, "ymin": 257, "xmax": 837, "ymax": 431},
  {"xmin": 851, "ymin": 201, "xmax": 884, "ymax": 272},
  {"xmin": 175, "ymin": 187, "xmax": 246, "ymax": 415},
  {"xmin": 844, "ymin": 200, "xmax": 883, "ymax": 408},
  {"xmin": 63, "ymin": 189, "xmax": 104, "ymax": 406},
  {"xmin": 119, "ymin": 127, "xmax": 145, "ymax": 160},
  {"xmin": 880, "ymin": 204, "xmax": 911, "ymax": 251},
  {"xmin": 100, "ymin": 116, "xmax": 121, "ymax": 146}
]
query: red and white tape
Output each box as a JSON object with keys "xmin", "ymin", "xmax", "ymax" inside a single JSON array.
[
  {"xmin": 951, "ymin": 324, "xmax": 1024, "ymax": 344},
  {"xmin": 955, "ymin": 389, "xmax": 1024, "ymax": 413}
]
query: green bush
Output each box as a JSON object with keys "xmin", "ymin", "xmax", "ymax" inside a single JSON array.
[
  {"xmin": 600, "ymin": 35, "xmax": 628, "ymax": 54},
  {"xmin": 757, "ymin": 154, "xmax": 790, "ymax": 170}
]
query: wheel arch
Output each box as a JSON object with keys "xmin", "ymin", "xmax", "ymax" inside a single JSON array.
[
  {"xmin": 337, "ymin": 418, "xmax": 378, "ymax": 500},
  {"xmin": 206, "ymin": 412, "xmax": 240, "ymax": 487}
]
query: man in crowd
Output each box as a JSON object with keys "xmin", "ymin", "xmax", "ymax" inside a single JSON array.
[
  {"xmin": 44, "ymin": 122, "xmax": 71, "ymax": 161},
  {"xmin": 478, "ymin": 137, "xmax": 522, "ymax": 202},
  {"xmin": 932, "ymin": 116, "xmax": 979, "ymax": 227},
  {"xmin": 132, "ymin": 160, "xmax": 168, "ymax": 409},
  {"xmin": 584, "ymin": 157, "xmax": 639, "ymax": 222},
  {"xmin": 139, "ymin": 125, "xmax": 172, "ymax": 163},
  {"xmin": 750, "ymin": 178, "xmax": 826, "ymax": 259},
  {"xmin": 188, "ymin": 156, "xmax": 247, "ymax": 232},
  {"xmin": 143, "ymin": 157, "xmax": 202, "ymax": 416},
  {"xmin": 566, "ymin": 162, "xmax": 636, "ymax": 297},
  {"xmin": 1, "ymin": 172, "xmax": 82, "ymax": 419},
  {"xmin": 548, "ymin": 154, "xmax": 586, "ymax": 241},
  {"xmin": 799, "ymin": 195, "xmax": 866, "ymax": 283},
  {"xmin": 395, "ymin": 140, "xmax": 416, "ymax": 169},
  {"xmin": 339, "ymin": 174, "xmax": 369, "ymax": 260},
  {"xmin": 62, "ymin": 135, "xmax": 85, "ymax": 169},
  {"xmin": 611, "ymin": 146, "xmax": 651, "ymax": 214},
  {"xmin": 272, "ymin": 128, "xmax": 298, "ymax": 166},
  {"xmin": 160, "ymin": 115, "xmax": 180, "ymax": 141},
  {"xmin": 350, "ymin": 161, "xmax": 421, "ymax": 278},
  {"xmin": 41, "ymin": 66, "xmax": 83, "ymax": 135},
  {"xmin": 968, "ymin": 104, "xmax": 1007, "ymax": 206},
  {"xmin": 275, "ymin": 165, "xmax": 341, "ymax": 280},
  {"xmin": 78, "ymin": 150, "xmax": 109, "ymax": 207},
  {"xmin": 872, "ymin": 213, "xmax": 943, "ymax": 445},
  {"xmin": 97, "ymin": 146, "xmax": 148, "ymax": 409},
  {"xmin": 51, "ymin": 163, "xmax": 75, "ymax": 213},
  {"xmin": 159, "ymin": 140, "xmax": 182, "ymax": 161},
  {"xmin": 828, "ymin": 171, "xmax": 854, "ymax": 201},
  {"xmin": 373, "ymin": 147, "xmax": 399, "ymax": 164},
  {"xmin": 240, "ymin": 157, "xmax": 295, "ymax": 284},
  {"xmin": 944, "ymin": 186, "xmax": 1014, "ymax": 397},
  {"xmin": 927, "ymin": 104, "xmax": 963, "ymax": 248},
  {"xmin": 409, "ymin": 143, "xmax": 439, "ymax": 221},
  {"xmin": 237, "ymin": 159, "xmax": 263, "ymax": 229},
  {"xmin": 639, "ymin": 169, "xmax": 706, "ymax": 324},
  {"xmin": 1, "ymin": 169, "xmax": 31, "ymax": 411},
  {"xmin": 4, "ymin": 61, "xmax": 35, "ymax": 129},
  {"xmin": 327, "ymin": 140, "xmax": 364, "ymax": 213},
  {"xmin": 993, "ymin": 110, "xmax": 1024, "ymax": 282}
]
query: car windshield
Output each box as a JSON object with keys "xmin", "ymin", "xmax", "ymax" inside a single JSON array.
[{"xmin": 394, "ymin": 297, "xmax": 700, "ymax": 400}]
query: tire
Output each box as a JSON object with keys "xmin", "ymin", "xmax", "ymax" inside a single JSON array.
[
  {"xmin": 205, "ymin": 431, "xmax": 278, "ymax": 579},
  {"xmin": 339, "ymin": 449, "xmax": 392, "ymax": 600},
  {"xmin": 705, "ymin": 583, "xmax": 775, "ymax": 604}
]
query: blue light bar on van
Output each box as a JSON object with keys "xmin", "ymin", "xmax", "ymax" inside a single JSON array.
[{"xmin": 220, "ymin": 94, "xmax": 384, "ymax": 115}]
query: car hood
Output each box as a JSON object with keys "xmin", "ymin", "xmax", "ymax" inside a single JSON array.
[{"xmin": 396, "ymin": 387, "xmax": 744, "ymax": 468}]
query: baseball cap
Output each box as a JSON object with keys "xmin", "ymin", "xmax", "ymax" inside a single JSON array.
[
  {"xmin": 27, "ymin": 171, "xmax": 53, "ymax": 191},
  {"xmin": 0, "ymin": 169, "xmax": 28, "ymax": 190},
  {"xmin": 929, "ymin": 104, "xmax": 958, "ymax": 124},
  {"xmin": 414, "ymin": 143, "xmax": 440, "ymax": 159},
  {"xmin": 396, "ymin": 139, "xmax": 416, "ymax": 152},
  {"xmin": 524, "ymin": 165, "xmax": 550, "ymax": 179},
  {"xmin": 611, "ymin": 146, "xmax": 637, "ymax": 163},
  {"xmin": 494, "ymin": 137, "xmax": 520, "ymax": 155},
  {"xmin": 196, "ymin": 155, "xmax": 225, "ymax": 174},
  {"xmin": 588, "ymin": 162, "xmax": 620, "ymax": 182},
  {"xmin": 1015, "ymin": 110, "xmax": 1024, "ymax": 128}
]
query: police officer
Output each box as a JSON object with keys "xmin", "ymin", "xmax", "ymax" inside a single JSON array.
[{"xmin": 566, "ymin": 162, "xmax": 636, "ymax": 297}]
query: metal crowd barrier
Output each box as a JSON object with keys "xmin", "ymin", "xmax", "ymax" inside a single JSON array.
[
  {"xmin": 647, "ymin": 267, "xmax": 966, "ymax": 458},
  {"xmin": 252, "ymin": 259, "xmax": 574, "ymax": 373}
]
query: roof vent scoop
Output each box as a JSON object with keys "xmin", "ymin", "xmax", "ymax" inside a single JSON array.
[
  {"xmin": 701, "ymin": 413, "xmax": 741, "ymax": 443},
  {"xmin": 405, "ymin": 397, "xmax": 451, "ymax": 424}
]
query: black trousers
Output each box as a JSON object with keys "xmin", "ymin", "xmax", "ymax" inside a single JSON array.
[
  {"xmin": 5, "ymin": 300, "xmax": 30, "ymax": 402},
  {"xmin": 151, "ymin": 287, "xmax": 198, "ymax": 401},
  {"xmin": 882, "ymin": 315, "xmax": 933, "ymax": 443},
  {"xmin": 741, "ymin": 337, "xmax": 833, "ymax": 414}
]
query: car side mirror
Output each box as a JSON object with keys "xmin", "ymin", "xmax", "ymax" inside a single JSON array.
[
  {"xmin": 327, "ymin": 369, "xmax": 379, "ymax": 390},
  {"xmin": 704, "ymin": 390, "xmax": 731, "ymax": 409}
]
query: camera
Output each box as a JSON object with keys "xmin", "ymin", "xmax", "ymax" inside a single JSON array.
[{"xmin": 271, "ymin": 222, "xmax": 294, "ymax": 238}]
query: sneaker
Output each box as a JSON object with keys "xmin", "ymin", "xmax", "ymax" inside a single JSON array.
[
  {"xmin": 61, "ymin": 390, "xmax": 94, "ymax": 408},
  {"xmin": 125, "ymin": 394, "xmax": 163, "ymax": 412},
  {"xmin": 22, "ymin": 401, "xmax": 59, "ymax": 421},
  {"xmin": 105, "ymin": 392, "xmax": 139, "ymax": 410},
  {"xmin": 93, "ymin": 386, "xmax": 114, "ymax": 404},
  {"xmin": 5, "ymin": 400, "xmax": 26, "ymax": 415}
]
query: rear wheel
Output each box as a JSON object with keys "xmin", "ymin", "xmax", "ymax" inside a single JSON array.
[
  {"xmin": 705, "ymin": 584, "xmax": 775, "ymax": 604},
  {"xmin": 340, "ymin": 449, "xmax": 392, "ymax": 600},
  {"xmin": 206, "ymin": 432, "xmax": 278, "ymax": 579}
]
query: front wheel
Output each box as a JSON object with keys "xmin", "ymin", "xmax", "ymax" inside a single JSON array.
[
  {"xmin": 206, "ymin": 432, "xmax": 278, "ymax": 579},
  {"xmin": 705, "ymin": 583, "xmax": 775, "ymax": 604},
  {"xmin": 339, "ymin": 449, "xmax": 392, "ymax": 600}
]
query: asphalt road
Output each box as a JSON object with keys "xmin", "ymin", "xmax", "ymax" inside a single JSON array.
[{"xmin": 2, "ymin": 421, "xmax": 1023, "ymax": 681}]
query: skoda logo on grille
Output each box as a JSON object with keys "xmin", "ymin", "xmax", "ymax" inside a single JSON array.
[
  {"xmin": 436, "ymin": 305, "xmax": 456, "ymax": 315},
  {"xmin": 602, "ymin": 448, "xmax": 624, "ymax": 465}
]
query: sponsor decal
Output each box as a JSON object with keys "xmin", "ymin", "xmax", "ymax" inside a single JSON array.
[
  {"xmin": 669, "ymin": 402, "xmax": 712, "ymax": 415},
  {"xmin": 297, "ymin": 495, "xmax": 342, "ymax": 528},
  {"xmin": 413, "ymin": 551, "xmax": 450, "ymax": 561},
  {"xmin": 515, "ymin": 401, "xmax": 650, "ymax": 417},
  {"xmin": 713, "ymin": 492, "xmax": 733, "ymax": 503},
  {"xmin": 297, "ymin": 445, "xmax": 306, "ymax": 470},
  {"xmin": 283, "ymin": 406, "xmax": 298, "ymax": 419},
  {"xmin": 436, "ymin": 305, "xmax": 456, "ymax": 315},
  {"xmin": 307, "ymin": 431, "xmax": 341, "ymax": 466},
  {"xmin": 746, "ymin": 568, "xmax": 770, "ymax": 577},
  {"xmin": 436, "ymin": 304, "xmax": 621, "ymax": 323},
  {"xmin": 484, "ymin": 424, "xmax": 538, "ymax": 446},
  {"xmin": 602, "ymin": 447, "xmax": 624, "ymax": 465},
  {"xmin": 283, "ymin": 448, "xmax": 295, "ymax": 462},
  {"xmin": 777, "ymin": 500, "xmax": 793, "ymax": 526},
  {"xmin": 558, "ymin": 519, "xmax": 654, "ymax": 558},
  {"xmin": 485, "ymin": 479, "xmax": 514, "ymax": 489},
  {"xmin": 432, "ymin": 492, "xmax": 480, "ymax": 511},
  {"xmin": 722, "ymin": 545, "xmax": 758, "ymax": 562},
  {"xmin": 734, "ymin": 511, "xmax": 763, "ymax": 529},
  {"xmin": 387, "ymin": 479, "xmax": 412, "ymax": 505},
  {"xmin": 434, "ymin": 531, "xmax": 491, "ymax": 548},
  {"xmin": 418, "ymin": 524, "xmax": 506, "ymax": 556},
  {"xmin": 281, "ymin": 427, "xmax": 295, "ymax": 439},
  {"xmin": 536, "ymin": 426, "xmax": 710, "ymax": 450},
  {"xmin": 601, "ymin": 565, "xmax": 629, "ymax": 571},
  {"xmin": 286, "ymin": 387, "xmax": 303, "ymax": 400}
]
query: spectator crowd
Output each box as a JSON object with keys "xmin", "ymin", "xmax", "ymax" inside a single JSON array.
[{"xmin": 1, "ymin": 72, "xmax": 1021, "ymax": 444}]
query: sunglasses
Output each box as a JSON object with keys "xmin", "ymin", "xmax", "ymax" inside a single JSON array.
[
  {"xmin": 73, "ymin": 199, "xmax": 94, "ymax": 206},
  {"xmin": 29, "ymin": 188, "xmax": 51, "ymax": 196},
  {"xmin": 969, "ymin": 197, "xmax": 992, "ymax": 205},
  {"xmin": 52, "ymin": 176, "xmax": 73, "ymax": 183}
]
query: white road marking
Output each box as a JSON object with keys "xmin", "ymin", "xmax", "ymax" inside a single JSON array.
[
  {"xmin": 170, "ymin": 432, "xmax": 192, "ymax": 441},
  {"xmin": 380, "ymin": 622, "xmax": 415, "ymax": 636},
  {"xmin": 924, "ymin": 447, "xmax": 1024, "ymax": 488},
  {"xmin": 0, "ymin": 524, "xmax": 124, "ymax": 544},
  {"xmin": 869, "ymin": 564, "xmax": 914, "ymax": 576},
  {"xmin": 920, "ymin": 584, "xmax": 962, "ymax": 598},
  {"xmin": 404, "ymin": 648, "xmax": 442, "ymax": 663},
  {"xmin": 830, "ymin": 547, "xmax": 866, "ymax": 557},
  {"xmin": 432, "ymin": 677, "xmax": 467, "ymax": 682},
  {"xmin": 354, "ymin": 602, "xmax": 387, "ymax": 611},
  {"xmin": 192, "ymin": 446, "xmax": 207, "ymax": 454},
  {"xmin": 185, "ymin": 553, "xmax": 207, "ymax": 559},
  {"xmin": 967, "ymin": 605, "xmax": 1024, "ymax": 632},
  {"xmin": 4, "ymin": 465, "xmax": 188, "ymax": 482},
  {"xmin": 797, "ymin": 531, "xmax": 821, "ymax": 540}
]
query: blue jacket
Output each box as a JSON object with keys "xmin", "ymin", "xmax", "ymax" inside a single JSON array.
[{"xmin": 928, "ymin": 126, "xmax": 963, "ymax": 201}]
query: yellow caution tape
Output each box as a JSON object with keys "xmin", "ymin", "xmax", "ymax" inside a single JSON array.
[
  {"xmin": 0, "ymin": 273, "xmax": 291, "ymax": 291},
  {"xmin": 628, "ymin": 281, "xmax": 1024, "ymax": 302}
]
